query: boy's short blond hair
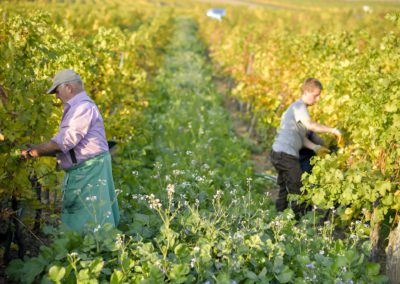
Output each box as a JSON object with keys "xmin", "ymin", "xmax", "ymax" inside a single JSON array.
[{"xmin": 301, "ymin": 78, "xmax": 323, "ymax": 93}]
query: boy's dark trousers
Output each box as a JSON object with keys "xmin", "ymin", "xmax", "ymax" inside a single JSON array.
[{"xmin": 270, "ymin": 150, "xmax": 307, "ymax": 215}]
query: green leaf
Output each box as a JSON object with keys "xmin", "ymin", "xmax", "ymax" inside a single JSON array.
[
  {"xmin": 311, "ymin": 191, "xmax": 325, "ymax": 205},
  {"xmin": 134, "ymin": 213, "xmax": 150, "ymax": 224},
  {"xmin": 89, "ymin": 257, "xmax": 104, "ymax": 275},
  {"xmin": 258, "ymin": 267, "xmax": 267, "ymax": 278},
  {"xmin": 273, "ymin": 256, "xmax": 284, "ymax": 273},
  {"xmin": 169, "ymin": 264, "xmax": 190, "ymax": 283},
  {"xmin": 245, "ymin": 270, "xmax": 258, "ymax": 280},
  {"xmin": 22, "ymin": 257, "xmax": 45, "ymax": 283},
  {"xmin": 174, "ymin": 243, "xmax": 190, "ymax": 261},
  {"xmin": 5, "ymin": 259, "xmax": 25, "ymax": 281},
  {"xmin": 48, "ymin": 265, "xmax": 66, "ymax": 282},
  {"xmin": 366, "ymin": 263, "xmax": 380, "ymax": 276},
  {"xmin": 382, "ymin": 194, "xmax": 394, "ymax": 206},
  {"xmin": 40, "ymin": 276, "xmax": 53, "ymax": 284},
  {"xmin": 384, "ymin": 102, "xmax": 398, "ymax": 113},
  {"xmin": 110, "ymin": 270, "xmax": 124, "ymax": 284},
  {"xmin": 77, "ymin": 268, "xmax": 90, "ymax": 281},
  {"xmin": 276, "ymin": 266, "xmax": 294, "ymax": 283},
  {"xmin": 376, "ymin": 181, "xmax": 391, "ymax": 196}
]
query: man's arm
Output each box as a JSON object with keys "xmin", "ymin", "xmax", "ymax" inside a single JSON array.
[{"xmin": 21, "ymin": 140, "xmax": 62, "ymax": 159}]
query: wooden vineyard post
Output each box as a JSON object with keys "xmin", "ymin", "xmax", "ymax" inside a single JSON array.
[
  {"xmin": 369, "ymin": 207, "xmax": 381, "ymax": 262},
  {"xmin": 386, "ymin": 219, "xmax": 400, "ymax": 284}
]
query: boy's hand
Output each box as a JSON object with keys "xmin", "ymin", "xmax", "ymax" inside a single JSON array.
[
  {"xmin": 331, "ymin": 128, "xmax": 345, "ymax": 148},
  {"xmin": 336, "ymin": 134, "xmax": 345, "ymax": 148},
  {"xmin": 315, "ymin": 145, "xmax": 330, "ymax": 156}
]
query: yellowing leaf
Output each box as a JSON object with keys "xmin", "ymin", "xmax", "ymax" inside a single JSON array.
[
  {"xmin": 376, "ymin": 181, "xmax": 391, "ymax": 196},
  {"xmin": 384, "ymin": 103, "xmax": 398, "ymax": 113},
  {"xmin": 345, "ymin": 208, "xmax": 353, "ymax": 215}
]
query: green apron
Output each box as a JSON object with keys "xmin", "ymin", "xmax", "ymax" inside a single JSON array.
[{"xmin": 61, "ymin": 152, "xmax": 120, "ymax": 232}]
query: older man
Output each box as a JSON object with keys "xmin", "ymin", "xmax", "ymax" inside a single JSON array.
[
  {"xmin": 270, "ymin": 78, "xmax": 342, "ymax": 216},
  {"xmin": 21, "ymin": 69, "xmax": 119, "ymax": 232}
]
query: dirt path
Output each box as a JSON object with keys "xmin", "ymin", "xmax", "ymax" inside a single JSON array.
[
  {"xmin": 214, "ymin": 75, "xmax": 270, "ymax": 172},
  {"xmin": 213, "ymin": 74, "xmax": 280, "ymax": 200}
]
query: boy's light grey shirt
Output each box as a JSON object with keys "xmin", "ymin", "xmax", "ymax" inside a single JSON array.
[{"xmin": 272, "ymin": 98, "xmax": 310, "ymax": 158}]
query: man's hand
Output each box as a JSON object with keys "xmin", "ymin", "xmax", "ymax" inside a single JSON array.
[
  {"xmin": 20, "ymin": 144, "xmax": 38, "ymax": 160},
  {"xmin": 21, "ymin": 149, "xmax": 33, "ymax": 160},
  {"xmin": 315, "ymin": 145, "xmax": 330, "ymax": 156},
  {"xmin": 20, "ymin": 141, "xmax": 60, "ymax": 159},
  {"xmin": 20, "ymin": 149, "xmax": 30, "ymax": 160}
]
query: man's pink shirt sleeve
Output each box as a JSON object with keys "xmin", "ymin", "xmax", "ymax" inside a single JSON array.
[{"xmin": 52, "ymin": 103, "xmax": 94, "ymax": 153}]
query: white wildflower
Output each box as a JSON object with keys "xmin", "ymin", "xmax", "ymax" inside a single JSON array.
[
  {"xmin": 167, "ymin": 184, "xmax": 175, "ymax": 197},
  {"xmin": 196, "ymin": 175, "xmax": 205, "ymax": 182},
  {"xmin": 154, "ymin": 162, "xmax": 162, "ymax": 170},
  {"xmin": 116, "ymin": 234, "xmax": 124, "ymax": 248},
  {"xmin": 93, "ymin": 225, "xmax": 101, "ymax": 233},
  {"xmin": 213, "ymin": 190, "xmax": 223, "ymax": 199},
  {"xmin": 147, "ymin": 194, "xmax": 162, "ymax": 209}
]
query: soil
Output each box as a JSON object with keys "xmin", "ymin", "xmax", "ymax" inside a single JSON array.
[{"xmin": 0, "ymin": 209, "xmax": 58, "ymax": 283}]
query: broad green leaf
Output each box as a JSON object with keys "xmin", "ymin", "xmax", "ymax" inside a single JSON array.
[
  {"xmin": 48, "ymin": 265, "xmax": 66, "ymax": 282},
  {"xmin": 276, "ymin": 266, "xmax": 294, "ymax": 283},
  {"xmin": 110, "ymin": 270, "xmax": 124, "ymax": 284},
  {"xmin": 366, "ymin": 263, "xmax": 380, "ymax": 276}
]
